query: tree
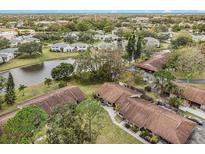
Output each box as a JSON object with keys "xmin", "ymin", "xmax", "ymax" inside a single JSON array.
[
  {"xmin": 5, "ymin": 73, "xmax": 16, "ymax": 105},
  {"xmin": 51, "ymin": 63, "xmax": 74, "ymax": 81},
  {"xmin": 44, "ymin": 78, "xmax": 52, "ymax": 87},
  {"xmin": 126, "ymin": 32, "xmax": 136, "ymax": 61},
  {"xmin": 47, "ymin": 104, "xmax": 89, "ymax": 144},
  {"xmin": 0, "ymin": 37, "xmax": 10, "ymax": 50},
  {"xmin": 171, "ymin": 31, "xmax": 193, "ymax": 49},
  {"xmin": 0, "ymin": 76, "xmax": 7, "ymax": 91},
  {"xmin": 78, "ymin": 32, "xmax": 95, "ymax": 44},
  {"xmin": 154, "ymin": 70, "xmax": 176, "ymax": 95},
  {"xmin": 167, "ymin": 47, "xmax": 205, "ymax": 82},
  {"xmin": 76, "ymin": 97, "xmax": 103, "ymax": 143},
  {"xmin": 18, "ymin": 42, "xmax": 42, "ymax": 57},
  {"xmin": 0, "ymin": 106, "xmax": 47, "ymax": 143},
  {"xmin": 135, "ymin": 36, "xmax": 143, "ymax": 59},
  {"xmin": 75, "ymin": 49, "xmax": 124, "ymax": 83},
  {"xmin": 18, "ymin": 84, "xmax": 27, "ymax": 96},
  {"xmin": 116, "ymin": 27, "xmax": 133, "ymax": 38},
  {"xmin": 75, "ymin": 20, "xmax": 93, "ymax": 32},
  {"xmin": 172, "ymin": 24, "xmax": 181, "ymax": 32}
]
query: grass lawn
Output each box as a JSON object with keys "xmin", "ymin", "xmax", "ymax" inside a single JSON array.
[
  {"xmin": 172, "ymin": 71, "xmax": 205, "ymax": 80},
  {"xmin": 96, "ymin": 109, "xmax": 141, "ymax": 144},
  {"xmin": 189, "ymin": 84, "xmax": 205, "ymax": 89},
  {"xmin": 0, "ymin": 47, "xmax": 80, "ymax": 72},
  {"xmin": 114, "ymin": 115, "xmax": 123, "ymax": 123}
]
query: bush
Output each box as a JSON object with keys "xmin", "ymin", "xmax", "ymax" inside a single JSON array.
[
  {"xmin": 58, "ymin": 81, "xmax": 67, "ymax": 88},
  {"xmin": 168, "ymin": 96, "xmax": 182, "ymax": 108},
  {"xmin": 140, "ymin": 129, "xmax": 151, "ymax": 138},
  {"xmin": 134, "ymin": 74, "xmax": 144, "ymax": 85},
  {"xmin": 130, "ymin": 125, "xmax": 138, "ymax": 133},
  {"xmin": 150, "ymin": 135, "xmax": 159, "ymax": 144},
  {"xmin": 124, "ymin": 123, "xmax": 131, "ymax": 129},
  {"xmin": 171, "ymin": 31, "xmax": 193, "ymax": 49},
  {"xmin": 144, "ymin": 85, "xmax": 151, "ymax": 92}
]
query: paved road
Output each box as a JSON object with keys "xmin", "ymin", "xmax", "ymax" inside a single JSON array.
[{"xmin": 102, "ymin": 105, "xmax": 149, "ymax": 144}]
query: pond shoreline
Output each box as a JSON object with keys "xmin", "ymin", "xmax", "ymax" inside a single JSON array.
[{"xmin": 0, "ymin": 55, "xmax": 77, "ymax": 73}]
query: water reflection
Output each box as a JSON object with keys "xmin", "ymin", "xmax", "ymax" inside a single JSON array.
[{"xmin": 0, "ymin": 58, "xmax": 75, "ymax": 88}]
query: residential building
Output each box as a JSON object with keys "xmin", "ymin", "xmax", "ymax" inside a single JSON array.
[
  {"xmin": 144, "ymin": 37, "xmax": 160, "ymax": 48},
  {"xmin": 96, "ymin": 83, "xmax": 197, "ymax": 144},
  {"xmin": 0, "ymin": 31, "xmax": 18, "ymax": 40},
  {"xmin": 71, "ymin": 43, "xmax": 89, "ymax": 51},
  {"xmin": 136, "ymin": 50, "xmax": 170, "ymax": 82},
  {"xmin": 51, "ymin": 43, "xmax": 72, "ymax": 52},
  {"xmin": 177, "ymin": 83, "xmax": 205, "ymax": 110},
  {"xmin": 0, "ymin": 48, "xmax": 18, "ymax": 63},
  {"xmin": 0, "ymin": 86, "xmax": 86, "ymax": 124}
]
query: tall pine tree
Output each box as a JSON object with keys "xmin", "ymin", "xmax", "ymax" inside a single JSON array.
[
  {"xmin": 126, "ymin": 32, "xmax": 136, "ymax": 61},
  {"xmin": 134, "ymin": 36, "xmax": 143, "ymax": 59},
  {"xmin": 5, "ymin": 73, "xmax": 16, "ymax": 105}
]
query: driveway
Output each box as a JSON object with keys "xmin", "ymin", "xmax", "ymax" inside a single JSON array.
[{"xmin": 102, "ymin": 105, "xmax": 149, "ymax": 144}]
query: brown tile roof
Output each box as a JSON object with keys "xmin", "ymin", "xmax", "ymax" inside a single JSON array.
[
  {"xmin": 136, "ymin": 51, "xmax": 169, "ymax": 72},
  {"xmin": 118, "ymin": 97, "xmax": 197, "ymax": 144},
  {"xmin": 17, "ymin": 86, "xmax": 86, "ymax": 114},
  {"xmin": 177, "ymin": 83, "xmax": 205, "ymax": 106},
  {"xmin": 96, "ymin": 82, "xmax": 142, "ymax": 105}
]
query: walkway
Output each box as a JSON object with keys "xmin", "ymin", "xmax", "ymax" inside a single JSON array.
[
  {"xmin": 102, "ymin": 105, "xmax": 149, "ymax": 144},
  {"xmin": 179, "ymin": 106, "xmax": 205, "ymax": 120},
  {"xmin": 176, "ymin": 79, "xmax": 205, "ymax": 84}
]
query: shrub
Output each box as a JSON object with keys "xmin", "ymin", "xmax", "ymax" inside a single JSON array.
[
  {"xmin": 58, "ymin": 81, "xmax": 67, "ymax": 88},
  {"xmin": 168, "ymin": 96, "xmax": 182, "ymax": 108},
  {"xmin": 130, "ymin": 125, "xmax": 138, "ymax": 133},
  {"xmin": 134, "ymin": 74, "xmax": 144, "ymax": 85},
  {"xmin": 140, "ymin": 129, "xmax": 151, "ymax": 138},
  {"xmin": 144, "ymin": 85, "xmax": 151, "ymax": 92},
  {"xmin": 124, "ymin": 123, "xmax": 131, "ymax": 129},
  {"xmin": 150, "ymin": 135, "xmax": 159, "ymax": 144}
]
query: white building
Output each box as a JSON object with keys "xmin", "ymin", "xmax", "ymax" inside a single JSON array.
[
  {"xmin": 51, "ymin": 43, "xmax": 72, "ymax": 52},
  {"xmin": 144, "ymin": 37, "xmax": 160, "ymax": 48},
  {"xmin": 0, "ymin": 48, "xmax": 18, "ymax": 63},
  {"xmin": 0, "ymin": 31, "xmax": 18, "ymax": 40},
  {"xmin": 71, "ymin": 43, "xmax": 89, "ymax": 51}
]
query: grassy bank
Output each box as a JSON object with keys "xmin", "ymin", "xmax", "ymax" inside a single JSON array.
[{"xmin": 0, "ymin": 48, "xmax": 79, "ymax": 72}]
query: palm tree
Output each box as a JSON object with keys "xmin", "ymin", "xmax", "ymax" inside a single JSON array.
[{"xmin": 18, "ymin": 84, "xmax": 27, "ymax": 96}]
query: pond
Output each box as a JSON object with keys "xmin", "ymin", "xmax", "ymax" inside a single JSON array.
[{"xmin": 0, "ymin": 58, "xmax": 75, "ymax": 88}]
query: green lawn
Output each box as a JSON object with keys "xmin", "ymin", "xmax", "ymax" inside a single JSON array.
[
  {"xmin": 96, "ymin": 109, "xmax": 141, "ymax": 144},
  {"xmin": 0, "ymin": 48, "xmax": 80, "ymax": 72},
  {"xmin": 172, "ymin": 71, "xmax": 205, "ymax": 80}
]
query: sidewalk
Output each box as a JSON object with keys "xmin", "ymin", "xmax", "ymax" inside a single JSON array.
[
  {"xmin": 102, "ymin": 105, "xmax": 149, "ymax": 144},
  {"xmin": 179, "ymin": 106, "xmax": 205, "ymax": 120}
]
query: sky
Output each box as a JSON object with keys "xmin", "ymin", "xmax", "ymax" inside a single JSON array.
[{"xmin": 0, "ymin": 10, "xmax": 205, "ymax": 14}]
